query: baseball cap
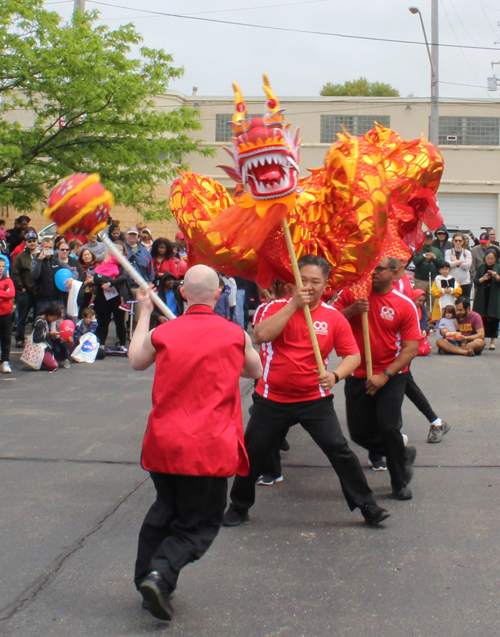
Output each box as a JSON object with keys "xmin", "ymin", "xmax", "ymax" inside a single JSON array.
[
  {"xmin": 25, "ymin": 231, "xmax": 38, "ymax": 241},
  {"xmin": 479, "ymin": 232, "xmax": 489, "ymax": 244},
  {"xmin": 126, "ymin": 226, "xmax": 139, "ymax": 234},
  {"xmin": 175, "ymin": 232, "xmax": 185, "ymax": 240},
  {"xmin": 424, "ymin": 231, "xmax": 433, "ymax": 239}
]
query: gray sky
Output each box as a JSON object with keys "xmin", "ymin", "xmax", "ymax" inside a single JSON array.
[{"xmin": 46, "ymin": 0, "xmax": 500, "ymax": 99}]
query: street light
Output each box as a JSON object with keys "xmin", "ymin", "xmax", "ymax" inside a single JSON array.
[{"xmin": 409, "ymin": 4, "xmax": 439, "ymax": 146}]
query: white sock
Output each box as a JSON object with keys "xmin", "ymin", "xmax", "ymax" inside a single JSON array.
[{"xmin": 431, "ymin": 417, "xmax": 442, "ymax": 426}]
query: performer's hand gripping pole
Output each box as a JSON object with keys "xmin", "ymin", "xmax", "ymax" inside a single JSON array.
[
  {"xmin": 281, "ymin": 219, "xmax": 326, "ymax": 375},
  {"xmin": 362, "ymin": 312, "xmax": 373, "ymax": 378},
  {"xmin": 98, "ymin": 233, "xmax": 176, "ymax": 320}
]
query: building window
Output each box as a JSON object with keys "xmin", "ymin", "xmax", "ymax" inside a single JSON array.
[
  {"xmin": 439, "ymin": 116, "xmax": 500, "ymax": 146},
  {"xmin": 320, "ymin": 115, "xmax": 390, "ymax": 143},
  {"xmin": 215, "ymin": 113, "xmax": 260, "ymax": 142}
]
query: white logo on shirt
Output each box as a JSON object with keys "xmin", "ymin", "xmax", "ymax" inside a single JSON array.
[
  {"xmin": 380, "ymin": 306, "xmax": 395, "ymax": 321},
  {"xmin": 313, "ymin": 320, "xmax": 328, "ymax": 335}
]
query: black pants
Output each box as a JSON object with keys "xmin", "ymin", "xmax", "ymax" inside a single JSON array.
[
  {"xmin": 15, "ymin": 291, "xmax": 36, "ymax": 342},
  {"xmin": 405, "ymin": 370, "xmax": 437, "ymax": 423},
  {"xmin": 230, "ymin": 393, "xmax": 375, "ymax": 513},
  {"xmin": 134, "ymin": 473, "xmax": 227, "ymax": 593},
  {"xmin": 0, "ymin": 313, "xmax": 12, "ymax": 363},
  {"xmin": 345, "ymin": 373, "xmax": 409, "ymax": 492},
  {"xmin": 95, "ymin": 294, "xmax": 127, "ymax": 347}
]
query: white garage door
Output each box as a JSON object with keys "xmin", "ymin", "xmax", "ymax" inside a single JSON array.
[{"xmin": 436, "ymin": 193, "xmax": 498, "ymax": 239}]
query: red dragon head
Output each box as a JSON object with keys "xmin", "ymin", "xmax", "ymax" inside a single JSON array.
[{"xmin": 218, "ymin": 74, "xmax": 301, "ymax": 201}]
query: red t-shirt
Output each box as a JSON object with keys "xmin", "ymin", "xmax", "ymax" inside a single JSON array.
[
  {"xmin": 457, "ymin": 310, "xmax": 483, "ymax": 337},
  {"xmin": 392, "ymin": 274, "xmax": 413, "ymax": 299},
  {"xmin": 334, "ymin": 287, "xmax": 421, "ymax": 378},
  {"xmin": 253, "ymin": 299, "xmax": 359, "ymax": 403}
]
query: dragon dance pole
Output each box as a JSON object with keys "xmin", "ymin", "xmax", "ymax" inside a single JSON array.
[
  {"xmin": 362, "ymin": 312, "xmax": 373, "ymax": 378},
  {"xmin": 281, "ymin": 219, "xmax": 326, "ymax": 376}
]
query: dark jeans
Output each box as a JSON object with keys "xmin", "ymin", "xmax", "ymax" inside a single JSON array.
[
  {"xmin": 15, "ymin": 291, "xmax": 36, "ymax": 342},
  {"xmin": 345, "ymin": 373, "xmax": 409, "ymax": 492},
  {"xmin": 230, "ymin": 393, "xmax": 375, "ymax": 513},
  {"xmin": 95, "ymin": 294, "xmax": 127, "ymax": 347},
  {"xmin": 0, "ymin": 313, "xmax": 12, "ymax": 362},
  {"xmin": 134, "ymin": 473, "xmax": 227, "ymax": 593},
  {"xmin": 405, "ymin": 370, "xmax": 437, "ymax": 423}
]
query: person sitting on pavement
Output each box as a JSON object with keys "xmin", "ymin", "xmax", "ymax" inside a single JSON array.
[
  {"xmin": 11, "ymin": 230, "xmax": 38, "ymax": 347},
  {"xmin": 70, "ymin": 307, "xmax": 98, "ymax": 353},
  {"xmin": 0, "ymin": 256, "xmax": 15, "ymax": 373},
  {"xmin": 473, "ymin": 249, "xmax": 500, "ymax": 351},
  {"xmin": 128, "ymin": 265, "xmax": 262, "ymax": 622},
  {"xmin": 224, "ymin": 254, "xmax": 390, "ymax": 528},
  {"xmin": 431, "ymin": 261, "xmax": 462, "ymax": 326},
  {"xmin": 412, "ymin": 231, "xmax": 442, "ymax": 295},
  {"xmin": 437, "ymin": 305, "xmax": 458, "ymax": 337},
  {"xmin": 444, "ymin": 233, "xmax": 472, "ymax": 299},
  {"xmin": 32, "ymin": 302, "xmax": 71, "ymax": 371},
  {"xmin": 436, "ymin": 297, "xmax": 485, "ymax": 357},
  {"xmin": 335, "ymin": 257, "xmax": 420, "ymax": 501}
]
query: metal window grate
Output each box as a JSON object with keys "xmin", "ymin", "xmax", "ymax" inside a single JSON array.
[
  {"xmin": 320, "ymin": 115, "xmax": 390, "ymax": 143},
  {"xmin": 215, "ymin": 113, "xmax": 260, "ymax": 142},
  {"xmin": 439, "ymin": 116, "xmax": 499, "ymax": 146}
]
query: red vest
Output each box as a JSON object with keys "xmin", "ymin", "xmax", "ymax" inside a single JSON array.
[{"xmin": 141, "ymin": 305, "xmax": 249, "ymax": 477}]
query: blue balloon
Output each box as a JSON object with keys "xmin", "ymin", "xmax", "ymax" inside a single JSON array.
[
  {"xmin": 55, "ymin": 268, "xmax": 73, "ymax": 292},
  {"xmin": 0, "ymin": 254, "xmax": 9, "ymax": 271}
]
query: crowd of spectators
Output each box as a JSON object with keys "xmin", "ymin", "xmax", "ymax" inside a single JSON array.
[
  {"xmin": 0, "ymin": 216, "xmax": 259, "ymax": 373},
  {"xmin": 0, "ymin": 217, "xmax": 498, "ymax": 374}
]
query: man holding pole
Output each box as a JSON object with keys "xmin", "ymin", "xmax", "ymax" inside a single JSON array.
[
  {"xmin": 223, "ymin": 255, "xmax": 390, "ymax": 528},
  {"xmin": 335, "ymin": 258, "xmax": 421, "ymax": 501},
  {"xmin": 128, "ymin": 264, "xmax": 262, "ymax": 621}
]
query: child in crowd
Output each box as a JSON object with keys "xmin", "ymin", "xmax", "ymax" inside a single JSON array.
[
  {"xmin": 0, "ymin": 256, "xmax": 15, "ymax": 373},
  {"xmin": 214, "ymin": 276, "xmax": 230, "ymax": 319},
  {"xmin": 431, "ymin": 261, "xmax": 462, "ymax": 324},
  {"xmin": 71, "ymin": 307, "xmax": 98, "ymax": 352},
  {"xmin": 91, "ymin": 246, "xmax": 131, "ymax": 312},
  {"xmin": 32, "ymin": 303, "xmax": 71, "ymax": 371},
  {"xmin": 437, "ymin": 305, "xmax": 459, "ymax": 337}
]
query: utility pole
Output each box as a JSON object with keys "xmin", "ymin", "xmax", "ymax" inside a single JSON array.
[
  {"xmin": 74, "ymin": 0, "xmax": 85, "ymax": 13},
  {"xmin": 429, "ymin": 0, "xmax": 439, "ymax": 146}
]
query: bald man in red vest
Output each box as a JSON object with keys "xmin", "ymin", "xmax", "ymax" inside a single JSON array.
[{"xmin": 128, "ymin": 265, "xmax": 262, "ymax": 621}]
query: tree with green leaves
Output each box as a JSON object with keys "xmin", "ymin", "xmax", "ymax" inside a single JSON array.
[
  {"xmin": 0, "ymin": 0, "xmax": 211, "ymax": 218},
  {"xmin": 320, "ymin": 77, "xmax": 400, "ymax": 97}
]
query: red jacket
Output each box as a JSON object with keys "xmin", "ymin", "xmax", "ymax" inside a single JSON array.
[
  {"xmin": 141, "ymin": 305, "xmax": 249, "ymax": 477},
  {"xmin": 0, "ymin": 277, "xmax": 15, "ymax": 315}
]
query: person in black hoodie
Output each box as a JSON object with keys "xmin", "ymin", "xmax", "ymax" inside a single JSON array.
[
  {"xmin": 432, "ymin": 226, "xmax": 452, "ymax": 258},
  {"xmin": 30, "ymin": 237, "xmax": 67, "ymax": 315},
  {"xmin": 150, "ymin": 272, "xmax": 184, "ymax": 328}
]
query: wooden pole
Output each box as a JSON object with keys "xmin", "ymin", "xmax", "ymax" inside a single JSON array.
[
  {"xmin": 362, "ymin": 311, "xmax": 373, "ymax": 378},
  {"xmin": 281, "ymin": 219, "xmax": 326, "ymax": 375},
  {"xmin": 98, "ymin": 233, "xmax": 176, "ymax": 320}
]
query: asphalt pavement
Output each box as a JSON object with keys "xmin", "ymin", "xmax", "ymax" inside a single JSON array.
[{"xmin": 0, "ymin": 333, "xmax": 499, "ymax": 637}]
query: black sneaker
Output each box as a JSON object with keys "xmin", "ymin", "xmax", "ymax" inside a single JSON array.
[
  {"xmin": 222, "ymin": 504, "xmax": 249, "ymax": 527},
  {"xmin": 392, "ymin": 487, "xmax": 413, "ymax": 500},
  {"xmin": 257, "ymin": 474, "xmax": 276, "ymax": 486},
  {"xmin": 138, "ymin": 571, "xmax": 174, "ymax": 621},
  {"xmin": 404, "ymin": 446, "xmax": 417, "ymax": 485},
  {"xmin": 15, "ymin": 341, "xmax": 24, "ymax": 348},
  {"xmin": 368, "ymin": 451, "xmax": 387, "ymax": 471},
  {"xmin": 361, "ymin": 503, "xmax": 391, "ymax": 525}
]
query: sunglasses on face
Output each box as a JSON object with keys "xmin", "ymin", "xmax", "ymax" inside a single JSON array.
[
  {"xmin": 59, "ymin": 248, "xmax": 69, "ymax": 251},
  {"xmin": 373, "ymin": 265, "xmax": 393, "ymax": 273}
]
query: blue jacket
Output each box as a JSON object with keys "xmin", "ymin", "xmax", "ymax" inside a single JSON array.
[{"xmin": 125, "ymin": 243, "xmax": 154, "ymax": 285}]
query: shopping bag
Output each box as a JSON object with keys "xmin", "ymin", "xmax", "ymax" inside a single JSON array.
[
  {"xmin": 20, "ymin": 337, "xmax": 46, "ymax": 370},
  {"xmin": 71, "ymin": 332, "xmax": 99, "ymax": 363},
  {"xmin": 67, "ymin": 279, "xmax": 83, "ymax": 318}
]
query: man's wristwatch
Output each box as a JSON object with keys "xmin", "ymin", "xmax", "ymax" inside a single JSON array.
[
  {"xmin": 332, "ymin": 372, "xmax": 340, "ymax": 385},
  {"xmin": 383, "ymin": 369, "xmax": 393, "ymax": 379}
]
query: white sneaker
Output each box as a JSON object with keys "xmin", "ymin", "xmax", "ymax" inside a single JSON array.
[{"xmin": 2, "ymin": 361, "xmax": 12, "ymax": 373}]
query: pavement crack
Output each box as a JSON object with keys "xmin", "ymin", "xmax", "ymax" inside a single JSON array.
[{"xmin": 0, "ymin": 477, "xmax": 149, "ymax": 623}]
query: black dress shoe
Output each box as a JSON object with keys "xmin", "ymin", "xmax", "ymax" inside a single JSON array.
[
  {"xmin": 361, "ymin": 503, "xmax": 391, "ymax": 525},
  {"xmin": 392, "ymin": 487, "xmax": 413, "ymax": 500},
  {"xmin": 138, "ymin": 571, "xmax": 173, "ymax": 621},
  {"xmin": 222, "ymin": 504, "xmax": 249, "ymax": 527}
]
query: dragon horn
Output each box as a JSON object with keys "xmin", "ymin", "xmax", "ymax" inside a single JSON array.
[
  {"xmin": 262, "ymin": 74, "xmax": 284, "ymax": 126},
  {"xmin": 230, "ymin": 82, "xmax": 250, "ymax": 135}
]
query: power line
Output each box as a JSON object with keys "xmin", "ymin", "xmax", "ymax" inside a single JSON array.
[
  {"xmin": 178, "ymin": 0, "xmax": 334, "ymax": 16},
  {"xmin": 86, "ymin": 0, "xmax": 500, "ymax": 52}
]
